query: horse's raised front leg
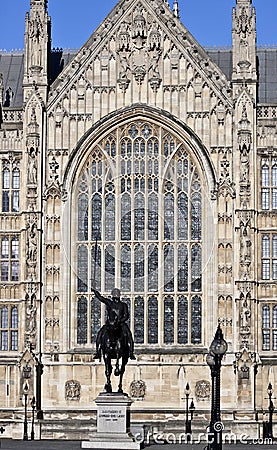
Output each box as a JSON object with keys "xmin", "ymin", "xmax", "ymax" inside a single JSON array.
[
  {"xmin": 118, "ymin": 355, "xmax": 128, "ymax": 393},
  {"xmin": 114, "ymin": 357, "xmax": 120, "ymax": 377}
]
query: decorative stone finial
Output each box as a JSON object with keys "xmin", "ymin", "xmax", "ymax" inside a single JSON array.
[{"xmin": 173, "ymin": 0, "xmax": 180, "ymax": 19}]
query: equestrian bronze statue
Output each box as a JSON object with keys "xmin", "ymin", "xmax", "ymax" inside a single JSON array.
[{"xmin": 93, "ymin": 288, "xmax": 135, "ymax": 393}]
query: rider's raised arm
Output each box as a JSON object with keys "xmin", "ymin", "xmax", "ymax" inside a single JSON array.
[{"xmin": 93, "ymin": 290, "xmax": 110, "ymax": 306}]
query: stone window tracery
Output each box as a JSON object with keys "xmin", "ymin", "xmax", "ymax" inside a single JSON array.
[
  {"xmin": 0, "ymin": 236, "xmax": 19, "ymax": 282},
  {"xmin": 262, "ymin": 304, "xmax": 277, "ymax": 351},
  {"xmin": 261, "ymin": 234, "xmax": 277, "ymax": 281},
  {"xmin": 1, "ymin": 161, "xmax": 20, "ymax": 213},
  {"xmin": 261, "ymin": 157, "xmax": 277, "ymax": 210},
  {"xmin": 75, "ymin": 121, "xmax": 203, "ymax": 346},
  {"xmin": 0, "ymin": 305, "xmax": 18, "ymax": 351}
]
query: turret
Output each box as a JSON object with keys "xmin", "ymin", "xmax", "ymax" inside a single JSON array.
[
  {"xmin": 232, "ymin": 0, "xmax": 257, "ymax": 83},
  {"xmin": 23, "ymin": 0, "xmax": 51, "ymax": 102}
]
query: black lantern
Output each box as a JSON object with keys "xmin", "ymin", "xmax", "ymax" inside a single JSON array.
[{"xmin": 263, "ymin": 382, "xmax": 274, "ymax": 440}]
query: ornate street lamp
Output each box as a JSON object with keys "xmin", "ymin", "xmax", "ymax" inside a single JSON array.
[
  {"xmin": 206, "ymin": 325, "xmax": 228, "ymax": 450},
  {"xmin": 182, "ymin": 382, "xmax": 195, "ymax": 442},
  {"xmin": 185, "ymin": 383, "xmax": 191, "ymax": 439},
  {"xmin": 23, "ymin": 382, "xmax": 29, "ymax": 441},
  {"xmin": 263, "ymin": 382, "xmax": 274, "ymax": 440}
]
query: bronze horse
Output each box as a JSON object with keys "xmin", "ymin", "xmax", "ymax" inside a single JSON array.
[{"xmin": 99, "ymin": 310, "xmax": 129, "ymax": 393}]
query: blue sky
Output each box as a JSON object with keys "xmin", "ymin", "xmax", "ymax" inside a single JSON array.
[{"xmin": 0, "ymin": 0, "xmax": 277, "ymax": 51}]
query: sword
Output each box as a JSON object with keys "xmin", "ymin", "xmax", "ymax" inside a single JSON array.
[{"xmin": 92, "ymin": 237, "xmax": 98, "ymax": 291}]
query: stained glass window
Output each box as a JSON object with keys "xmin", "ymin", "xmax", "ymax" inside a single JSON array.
[
  {"xmin": 148, "ymin": 296, "xmax": 158, "ymax": 344},
  {"xmin": 178, "ymin": 296, "xmax": 188, "ymax": 344},
  {"xmin": 77, "ymin": 296, "xmax": 88, "ymax": 344},
  {"xmin": 164, "ymin": 244, "xmax": 174, "ymax": 292},
  {"xmin": 121, "ymin": 245, "xmax": 131, "ymax": 292},
  {"xmin": 91, "ymin": 244, "xmax": 101, "ymax": 291},
  {"xmin": 75, "ymin": 121, "xmax": 203, "ymax": 346},
  {"xmin": 78, "ymin": 194, "xmax": 88, "ymax": 241},
  {"xmin": 134, "ymin": 296, "xmax": 144, "ymax": 344},
  {"xmin": 191, "ymin": 296, "xmax": 202, "ymax": 344},
  {"xmin": 164, "ymin": 296, "xmax": 174, "ymax": 344},
  {"xmin": 105, "ymin": 245, "xmax": 115, "ymax": 291},
  {"xmin": 178, "ymin": 244, "xmax": 188, "ymax": 292},
  {"xmin": 91, "ymin": 298, "xmax": 101, "ymax": 344},
  {"xmin": 148, "ymin": 244, "xmax": 158, "ymax": 292},
  {"xmin": 77, "ymin": 245, "xmax": 88, "ymax": 292}
]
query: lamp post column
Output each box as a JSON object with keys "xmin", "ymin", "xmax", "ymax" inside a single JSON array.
[
  {"xmin": 23, "ymin": 382, "xmax": 29, "ymax": 441},
  {"xmin": 206, "ymin": 325, "xmax": 228, "ymax": 450},
  {"xmin": 31, "ymin": 396, "xmax": 36, "ymax": 440},
  {"xmin": 268, "ymin": 383, "xmax": 274, "ymax": 439},
  {"xmin": 185, "ymin": 383, "xmax": 190, "ymax": 438}
]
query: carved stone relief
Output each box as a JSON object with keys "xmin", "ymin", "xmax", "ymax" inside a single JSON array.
[
  {"xmin": 43, "ymin": 156, "xmax": 62, "ymax": 199},
  {"xmin": 234, "ymin": 6, "xmax": 254, "ymax": 39},
  {"xmin": 130, "ymin": 380, "xmax": 146, "ymax": 400},
  {"xmin": 65, "ymin": 380, "xmax": 81, "ymax": 401},
  {"xmin": 216, "ymin": 154, "xmax": 235, "ymax": 198},
  {"xmin": 195, "ymin": 380, "xmax": 210, "ymax": 401},
  {"xmin": 233, "ymin": 6, "xmax": 254, "ymax": 66},
  {"xmin": 234, "ymin": 349, "xmax": 256, "ymax": 385},
  {"xmin": 116, "ymin": 6, "xmax": 162, "ymax": 92}
]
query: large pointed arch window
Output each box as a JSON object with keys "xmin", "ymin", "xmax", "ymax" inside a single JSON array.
[{"xmin": 75, "ymin": 121, "xmax": 203, "ymax": 346}]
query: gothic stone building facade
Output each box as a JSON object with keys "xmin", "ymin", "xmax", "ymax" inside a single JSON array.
[{"xmin": 0, "ymin": 0, "xmax": 276, "ymax": 440}]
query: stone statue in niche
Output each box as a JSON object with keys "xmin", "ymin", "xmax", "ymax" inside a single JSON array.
[
  {"xmin": 239, "ymin": 214, "xmax": 252, "ymax": 267},
  {"xmin": 26, "ymin": 220, "xmax": 38, "ymax": 280},
  {"xmin": 119, "ymin": 21, "xmax": 130, "ymax": 51},
  {"xmin": 27, "ymin": 148, "xmax": 37, "ymax": 185},
  {"xmin": 29, "ymin": 13, "xmax": 44, "ymax": 67},
  {"xmin": 240, "ymin": 144, "xmax": 250, "ymax": 184},
  {"xmin": 240, "ymin": 233, "xmax": 252, "ymax": 264},
  {"xmin": 240, "ymin": 39, "xmax": 249, "ymax": 62},
  {"xmin": 149, "ymin": 48, "xmax": 162, "ymax": 92},
  {"xmin": 27, "ymin": 224, "xmax": 37, "ymax": 264},
  {"xmin": 25, "ymin": 293, "xmax": 37, "ymax": 349},
  {"xmin": 240, "ymin": 298, "xmax": 251, "ymax": 328},
  {"xmin": 117, "ymin": 51, "xmax": 131, "ymax": 92}
]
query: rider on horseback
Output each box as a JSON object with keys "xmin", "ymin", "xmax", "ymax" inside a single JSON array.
[{"xmin": 93, "ymin": 288, "xmax": 136, "ymax": 361}]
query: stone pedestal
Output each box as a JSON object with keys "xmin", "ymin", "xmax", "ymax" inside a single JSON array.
[{"xmin": 81, "ymin": 392, "xmax": 141, "ymax": 449}]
